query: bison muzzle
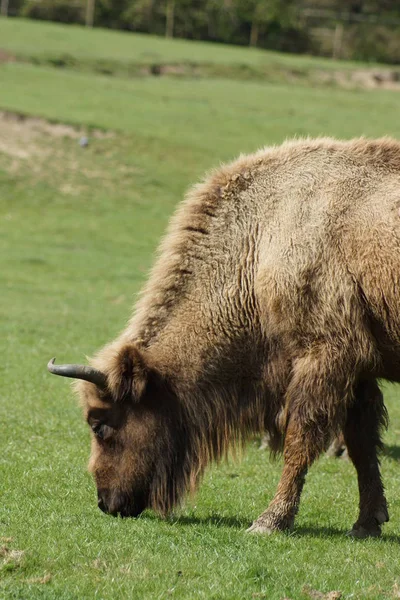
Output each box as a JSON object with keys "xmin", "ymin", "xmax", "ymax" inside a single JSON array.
[{"xmin": 49, "ymin": 137, "xmax": 400, "ymax": 537}]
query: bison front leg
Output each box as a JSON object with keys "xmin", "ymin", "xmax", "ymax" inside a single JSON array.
[
  {"xmin": 248, "ymin": 349, "xmax": 353, "ymax": 535},
  {"xmin": 344, "ymin": 379, "xmax": 389, "ymax": 538},
  {"xmin": 247, "ymin": 412, "xmax": 327, "ymax": 534}
]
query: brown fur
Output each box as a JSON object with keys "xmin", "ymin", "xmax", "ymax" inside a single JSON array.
[{"xmin": 76, "ymin": 137, "xmax": 400, "ymax": 535}]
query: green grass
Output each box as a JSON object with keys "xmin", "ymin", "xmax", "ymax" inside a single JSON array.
[
  {"xmin": 1, "ymin": 21, "xmax": 400, "ymax": 599},
  {"xmin": 0, "ymin": 18, "xmax": 366, "ymax": 69},
  {"xmin": 0, "ymin": 18, "xmax": 393, "ymax": 84},
  {"xmin": 1, "ymin": 63, "xmax": 400, "ymax": 161}
]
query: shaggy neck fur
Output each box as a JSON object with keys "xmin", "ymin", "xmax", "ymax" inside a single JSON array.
[
  {"xmin": 122, "ymin": 151, "xmax": 286, "ymax": 511},
  {"xmin": 147, "ymin": 369, "xmax": 271, "ymax": 514}
]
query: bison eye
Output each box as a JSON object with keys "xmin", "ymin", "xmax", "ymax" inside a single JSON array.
[{"xmin": 91, "ymin": 423, "xmax": 113, "ymax": 440}]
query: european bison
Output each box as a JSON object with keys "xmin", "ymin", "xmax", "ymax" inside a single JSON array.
[{"xmin": 49, "ymin": 137, "xmax": 400, "ymax": 537}]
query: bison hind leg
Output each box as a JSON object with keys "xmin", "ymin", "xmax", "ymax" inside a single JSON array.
[{"xmin": 344, "ymin": 379, "xmax": 389, "ymax": 538}]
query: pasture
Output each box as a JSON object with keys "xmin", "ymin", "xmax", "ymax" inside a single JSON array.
[{"xmin": 1, "ymin": 18, "xmax": 400, "ymax": 600}]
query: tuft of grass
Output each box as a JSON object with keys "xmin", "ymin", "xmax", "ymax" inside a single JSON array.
[{"xmin": 1, "ymin": 29, "xmax": 400, "ymax": 599}]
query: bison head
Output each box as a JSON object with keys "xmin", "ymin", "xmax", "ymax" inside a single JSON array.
[{"xmin": 48, "ymin": 344, "xmax": 189, "ymax": 518}]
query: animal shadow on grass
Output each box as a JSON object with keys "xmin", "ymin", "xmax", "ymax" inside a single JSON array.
[
  {"xmin": 140, "ymin": 511, "xmax": 400, "ymax": 540},
  {"xmin": 291, "ymin": 525, "xmax": 346, "ymax": 539},
  {"xmin": 140, "ymin": 512, "xmax": 400, "ymax": 540},
  {"xmin": 142, "ymin": 512, "xmax": 250, "ymax": 529},
  {"xmin": 169, "ymin": 514, "xmax": 250, "ymax": 529},
  {"xmin": 295, "ymin": 525, "xmax": 400, "ymax": 543}
]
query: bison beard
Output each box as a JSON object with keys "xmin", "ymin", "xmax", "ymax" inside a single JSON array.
[{"xmin": 49, "ymin": 136, "xmax": 400, "ymax": 537}]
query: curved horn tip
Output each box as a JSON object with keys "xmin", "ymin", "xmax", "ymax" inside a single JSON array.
[{"xmin": 46, "ymin": 357, "xmax": 107, "ymax": 389}]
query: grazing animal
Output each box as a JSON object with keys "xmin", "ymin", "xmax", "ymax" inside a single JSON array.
[{"xmin": 50, "ymin": 136, "xmax": 400, "ymax": 538}]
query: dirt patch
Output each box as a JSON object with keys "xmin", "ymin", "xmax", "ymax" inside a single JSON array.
[
  {"xmin": 0, "ymin": 111, "xmax": 56, "ymax": 161},
  {"xmin": 0, "ymin": 110, "xmax": 113, "ymax": 162},
  {"xmin": 145, "ymin": 62, "xmax": 400, "ymax": 90},
  {"xmin": 145, "ymin": 61, "xmax": 400, "ymax": 90},
  {"xmin": 0, "ymin": 110, "xmax": 113, "ymax": 141},
  {"xmin": 25, "ymin": 573, "xmax": 52, "ymax": 584},
  {"xmin": 302, "ymin": 586, "xmax": 342, "ymax": 600},
  {"xmin": 315, "ymin": 68, "xmax": 400, "ymax": 90},
  {"xmin": 146, "ymin": 61, "xmax": 400, "ymax": 90},
  {"xmin": 141, "ymin": 63, "xmax": 199, "ymax": 77},
  {"xmin": 351, "ymin": 69, "xmax": 400, "ymax": 90},
  {"xmin": 0, "ymin": 545, "xmax": 25, "ymax": 570},
  {"xmin": 0, "ymin": 109, "xmax": 137, "ymax": 196}
]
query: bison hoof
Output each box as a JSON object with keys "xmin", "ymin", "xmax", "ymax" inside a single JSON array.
[
  {"xmin": 347, "ymin": 501, "xmax": 389, "ymax": 538},
  {"xmin": 347, "ymin": 524, "xmax": 382, "ymax": 538},
  {"xmin": 247, "ymin": 521, "xmax": 277, "ymax": 535},
  {"xmin": 247, "ymin": 514, "xmax": 293, "ymax": 535}
]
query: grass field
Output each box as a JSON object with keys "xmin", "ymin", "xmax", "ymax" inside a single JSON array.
[
  {"xmin": 0, "ymin": 18, "xmax": 396, "ymax": 85},
  {"xmin": 2, "ymin": 18, "xmax": 400, "ymax": 600},
  {"xmin": 0, "ymin": 18, "xmax": 374, "ymax": 70}
]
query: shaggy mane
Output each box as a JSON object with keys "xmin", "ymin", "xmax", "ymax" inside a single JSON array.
[{"xmin": 129, "ymin": 136, "xmax": 400, "ymax": 350}]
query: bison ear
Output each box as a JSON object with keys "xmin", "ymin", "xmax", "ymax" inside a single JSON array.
[{"xmin": 108, "ymin": 344, "xmax": 149, "ymax": 402}]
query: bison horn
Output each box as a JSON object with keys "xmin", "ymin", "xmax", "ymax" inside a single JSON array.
[{"xmin": 47, "ymin": 357, "xmax": 107, "ymax": 390}]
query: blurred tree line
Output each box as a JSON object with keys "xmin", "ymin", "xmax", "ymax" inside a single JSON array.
[{"xmin": 4, "ymin": 0, "xmax": 400, "ymax": 63}]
